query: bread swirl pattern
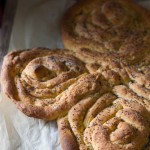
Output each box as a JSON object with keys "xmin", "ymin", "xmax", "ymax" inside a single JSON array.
[
  {"xmin": 58, "ymin": 65, "xmax": 150, "ymax": 150},
  {"xmin": 1, "ymin": 48, "xmax": 111, "ymax": 120},
  {"xmin": 62, "ymin": 0, "xmax": 150, "ymax": 64}
]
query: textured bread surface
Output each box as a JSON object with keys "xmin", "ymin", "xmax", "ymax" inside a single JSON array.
[
  {"xmin": 62, "ymin": 0, "xmax": 150, "ymax": 65},
  {"xmin": 1, "ymin": 47, "xmax": 127, "ymax": 120},
  {"xmin": 1, "ymin": 48, "xmax": 150, "ymax": 149},
  {"xmin": 58, "ymin": 65, "xmax": 150, "ymax": 150},
  {"xmin": 1, "ymin": 47, "xmax": 98, "ymax": 120}
]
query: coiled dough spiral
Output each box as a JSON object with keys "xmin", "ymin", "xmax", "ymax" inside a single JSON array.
[
  {"xmin": 1, "ymin": 48, "xmax": 109, "ymax": 120},
  {"xmin": 62, "ymin": 0, "xmax": 150, "ymax": 65},
  {"xmin": 58, "ymin": 65, "xmax": 150, "ymax": 150}
]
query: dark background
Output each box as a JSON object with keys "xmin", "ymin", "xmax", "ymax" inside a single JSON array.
[{"xmin": 0, "ymin": 0, "xmax": 6, "ymax": 27}]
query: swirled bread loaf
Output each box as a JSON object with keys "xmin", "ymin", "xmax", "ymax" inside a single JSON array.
[
  {"xmin": 62, "ymin": 0, "xmax": 150, "ymax": 65},
  {"xmin": 58, "ymin": 65, "xmax": 150, "ymax": 150},
  {"xmin": 1, "ymin": 48, "xmax": 108, "ymax": 120},
  {"xmin": 1, "ymin": 48, "xmax": 127, "ymax": 120}
]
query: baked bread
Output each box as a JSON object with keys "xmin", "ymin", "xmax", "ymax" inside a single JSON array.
[
  {"xmin": 62, "ymin": 0, "xmax": 150, "ymax": 65},
  {"xmin": 1, "ymin": 48, "xmax": 117, "ymax": 120},
  {"xmin": 58, "ymin": 65, "xmax": 150, "ymax": 150}
]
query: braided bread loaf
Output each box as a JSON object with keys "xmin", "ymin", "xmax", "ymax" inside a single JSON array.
[
  {"xmin": 58, "ymin": 65, "xmax": 150, "ymax": 150},
  {"xmin": 62, "ymin": 0, "xmax": 150, "ymax": 65}
]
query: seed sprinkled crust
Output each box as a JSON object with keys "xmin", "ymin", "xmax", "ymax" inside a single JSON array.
[
  {"xmin": 1, "ymin": 48, "xmax": 88, "ymax": 120},
  {"xmin": 1, "ymin": 48, "xmax": 113, "ymax": 120},
  {"xmin": 57, "ymin": 65, "xmax": 150, "ymax": 150},
  {"xmin": 62, "ymin": 0, "xmax": 150, "ymax": 65}
]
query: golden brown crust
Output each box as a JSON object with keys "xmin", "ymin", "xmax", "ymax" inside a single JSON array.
[
  {"xmin": 57, "ymin": 65, "xmax": 150, "ymax": 150},
  {"xmin": 1, "ymin": 48, "xmax": 111, "ymax": 120},
  {"xmin": 1, "ymin": 48, "xmax": 87, "ymax": 120},
  {"xmin": 62, "ymin": 0, "xmax": 150, "ymax": 65},
  {"xmin": 57, "ymin": 116, "xmax": 79, "ymax": 150},
  {"xmin": 2, "ymin": 48, "xmax": 150, "ymax": 149}
]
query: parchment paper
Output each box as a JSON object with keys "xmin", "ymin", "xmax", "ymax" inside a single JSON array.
[{"xmin": 1, "ymin": 0, "xmax": 150, "ymax": 150}]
